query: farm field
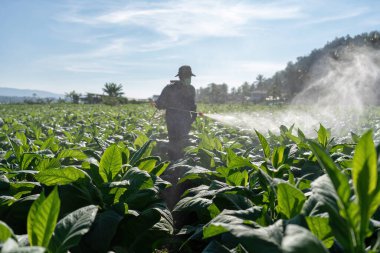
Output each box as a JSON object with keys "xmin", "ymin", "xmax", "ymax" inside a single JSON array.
[{"xmin": 1, "ymin": 103, "xmax": 380, "ymax": 253}]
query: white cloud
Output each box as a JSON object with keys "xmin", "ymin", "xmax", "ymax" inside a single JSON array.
[
  {"xmin": 302, "ymin": 8, "xmax": 369, "ymax": 25},
  {"xmin": 61, "ymin": 0, "xmax": 303, "ymax": 41}
]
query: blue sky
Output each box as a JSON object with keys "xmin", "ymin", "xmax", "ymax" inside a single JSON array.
[{"xmin": 1, "ymin": 0, "xmax": 379, "ymax": 98}]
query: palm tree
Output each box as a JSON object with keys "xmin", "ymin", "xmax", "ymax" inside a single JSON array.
[
  {"xmin": 254, "ymin": 74, "xmax": 265, "ymax": 89},
  {"xmin": 103, "ymin": 83, "xmax": 124, "ymax": 97},
  {"xmin": 65, "ymin": 90, "xmax": 81, "ymax": 104}
]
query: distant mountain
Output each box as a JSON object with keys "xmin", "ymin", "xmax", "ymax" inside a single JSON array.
[{"xmin": 0, "ymin": 87, "xmax": 64, "ymax": 98}]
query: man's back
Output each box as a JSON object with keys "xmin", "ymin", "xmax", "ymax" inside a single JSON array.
[{"xmin": 155, "ymin": 81, "xmax": 196, "ymax": 112}]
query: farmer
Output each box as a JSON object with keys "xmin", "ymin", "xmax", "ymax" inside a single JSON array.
[{"xmin": 154, "ymin": 65, "xmax": 197, "ymax": 161}]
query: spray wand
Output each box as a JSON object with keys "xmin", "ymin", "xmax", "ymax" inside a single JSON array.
[
  {"xmin": 149, "ymin": 101, "xmax": 205, "ymax": 119},
  {"xmin": 165, "ymin": 107, "xmax": 205, "ymax": 117}
]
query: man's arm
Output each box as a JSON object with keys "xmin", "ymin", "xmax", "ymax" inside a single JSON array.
[
  {"xmin": 155, "ymin": 85, "xmax": 169, "ymax": 109},
  {"xmin": 189, "ymin": 85, "xmax": 197, "ymax": 122}
]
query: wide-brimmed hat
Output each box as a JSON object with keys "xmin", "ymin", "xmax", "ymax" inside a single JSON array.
[{"xmin": 175, "ymin": 65, "xmax": 196, "ymax": 77}]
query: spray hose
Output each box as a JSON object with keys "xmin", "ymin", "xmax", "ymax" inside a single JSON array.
[
  {"xmin": 149, "ymin": 102, "xmax": 205, "ymax": 120},
  {"xmin": 165, "ymin": 107, "xmax": 204, "ymax": 116}
]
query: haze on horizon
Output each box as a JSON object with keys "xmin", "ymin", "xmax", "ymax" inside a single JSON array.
[{"xmin": 1, "ymin": 0, "xmax": 379, "ymax": 99}]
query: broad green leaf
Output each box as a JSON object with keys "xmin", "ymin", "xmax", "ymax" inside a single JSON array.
[
  {"xmin": 308, "ymin": 141, "xmax": 350, "ymax": 207},
  {"xmin": 150, "ymin": 161, "xmax": 170, "ymax": 177},
  {"xmin": 35, "ymin": 167, "xmax": 88, "ymax": 186},
  {"xmin": 75, "ymin": 210, "xmax": 123, "ymax": 253},
  {"xmin": 309, "ymin": 175, "xmax": 355, "ymax": 251},
  {"xmin": 204, "ymin": 219, "xmax": 283, "ymax": 253},
  {"xmin": 271, "ymin": 146, "xmax": 286, "ymax": 168},
  {"xmin": 226, "ymin": 149, "xmax": 254, "ymax": 169},
  {"xmin": 352, "ymin": 130, "xmax": 377, "ymax": 197},
  {"xmin": 203, "ymin": 224, "xmax": 229, "ymax": 238},
  {"xmin": 0, "ymin": 220, "xmax": 14, "ymax": 243},
  {"xmin": 49, "ymin": 205, "xmax": 98, "ymax": 253},
  {"xmin": 174, "ymin": 196, "xmax": 213, "ymax": 223},
  {"xmin": 276, "ymin": 183, "xmax": 306, "ymax": 219},
  {"xmin": 121, "ymin": 167, "xmax": 154, "ymax": 192},
  {"xmin": 136, "ymin": 156, "xmax": 159, "ymax": 173},
  {"xmin": 129, "ymin": 140, "xmax": 153, "ymax": 166},
  {"xmin": 10, "ymin": 182, "xmax": 40, "ymax": 199},
  {"xmin": 99, "ymin": 144, "xmax": 122, "ymax": 182},
  {"xmin": 21, "ymin": 153, "xmax": 40, "ymax": 170},
  {"xmin": 27, "ymin": 187, "xmax": 61, "ymax": 247},
  {"xmin": 255, "ymin": 130, "xmax": 270, "ymax": 159},
  {"xmin": 133, "ymin": 133, "xmax": 149, "ymax": 149},
  {"xmin": 226, "ymin": 169, "xmax": 248, "ymax": 187},
  {"xmin": 178, "ymin": 166, "xmax": 214, "ymax": 184},
  {"xmin": 41, "ymin": 136, "xmax": 58, "ymax": 152},
  {"xmin": 281, "ymin": 224, "xmax": 328, "ymax": 253},
  {"xmin": 36, "ymin": 158, "xmax": 61, "ymax": 171},
  {"xmin": 57, "ymin": 149, "xmax": 87, "ymax": 160},
  {"xmin": 352, "ymin": 130, "xmax": 377, "ymax": 242},
  {"xmin": 113, "ymin": 207, "xmax": 164, "ymax": 250},
  {"xmin": 305, "ymin": 216, "xmax": 334, "ymax": 248}
]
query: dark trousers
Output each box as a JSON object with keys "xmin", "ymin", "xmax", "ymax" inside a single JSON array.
[{"xmin": 166, "ymin": 112, "xmax": 192, "ymax": 161}]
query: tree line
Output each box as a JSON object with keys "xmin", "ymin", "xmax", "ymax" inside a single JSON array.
[
  {"xmin": 65, "ymin": 82, "xmax": 130, "ymax": 105},
  {"xmin": 196, "ymin": 31, "xmax": 380, "ymax": 104}
]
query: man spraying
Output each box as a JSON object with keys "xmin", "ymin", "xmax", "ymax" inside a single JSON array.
[{"xmin": 154, "ymin": 65, "xmax": 197, "ymax": 161}]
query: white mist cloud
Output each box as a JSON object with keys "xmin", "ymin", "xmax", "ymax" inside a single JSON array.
[
  {"xmin": 292, "ymin": 46, "xmax": 380, "ymax": 110},
  {"xmin": 207, "ymin": 46, "xmax": 380, "ymax": 136}
]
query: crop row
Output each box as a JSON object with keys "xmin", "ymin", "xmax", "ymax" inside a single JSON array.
[{"xmin": 1, "ymin": 104, "xmax": 380, "ymax": 253}]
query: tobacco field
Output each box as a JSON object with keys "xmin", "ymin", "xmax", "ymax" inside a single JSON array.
[{"xmin": 1, "ymin": 104, "xmax": 380, "ymax": 253}]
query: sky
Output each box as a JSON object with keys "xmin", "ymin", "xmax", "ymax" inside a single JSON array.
[{"xmin": 1, "ymin": 0, "xmax": 380, "ymax": 99}]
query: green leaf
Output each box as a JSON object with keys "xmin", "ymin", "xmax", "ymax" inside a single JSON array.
[
  {"xmin": 317, "ymin": 124, "xmax": 330, "ymax": 147},
  {"xmin": 133, "ymin": 133, "xmax": 149, "ymax": 148},
  {"xmin": 57, "ymin": 149, "xmax": 87, "ymax": 160},
  {"xmin": 226, "ymin": 149, "xmax": 254, "ymax": 169},
  {"xmin": 308, "ymin": 175, "xmax": 355, "ymax": 251},
  {"xmin": 226, "ymin": 169, "xmax": 249, "ymax": 187},
  {"xmin": 121, "ymin": 167, "xmax": 154, "ymax": 192},
  {"xmin": 49, "ymin": 205, "xmax": 98, "ymax": 253},
  {"xmin": 271, "ymin": 146, "xmax": 286, "ymax": 168},
  {"xmin": 352, "ymin": 130, "xmax": 377, "ymax": 242},
  {"xmin": 256, "ymin": 130, "xmax": 271, "ymax": 159},
  {"xmin": 36, "ymin": 158, "xmax": 61, "ymax": 171},
  {"xmin": 75, "ymin": 210, "xmax": 123, "ymax": 253},
  {"xmin": 308, "ymin": 141, "xmax": 350, "ymax": 207},
  {"xmin": 27, "ymin": 187, "xmax": 61, "ymax": 247},
  {"xmin": 130, "ymin": 140, "xmax": 153, "ymax": 166},
  {"xmin": 276, "ymin": 183, "xmax": 306, "ymax": 219},
  {"xmin": 150, "ymin": 161, "xmax": 170, "ymax": 177},
  {"xmin": 204, "ymin": 219, "xmax": 283, "ymax": 253},
  {"xmin": 0, "ymin": 220, "xmax": 15, "ymax": 243},
  {"xmin": 281, "ymin": 224, "xmax": 328, "ymax": 253},
  {"xmin": 305, "ymin": 216, "xmax": 334, "ymax": 248},
  {"xmin": 203, "ymin": 224, "xmax": 229, "ymax": 238},
  {"xmin": 35, "ymin": 167, "xmax": 88, "ymax": 186},
  {"xmin": 21, "ymin": 153, "xmax": 40, "ymax": 170},
  {"xmin": 99, "ymin": 144, "xmax": 122, "ymax": 182},
  {"xmin": 41, "ymin": 136, "xmax": 58, "ymax": 152},
  {"xmin": 136, "ymin": 156, "xmax": 159, "ymax": 173}
]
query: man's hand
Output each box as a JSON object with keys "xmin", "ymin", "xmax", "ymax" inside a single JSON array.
[{"xmin": 150, "ymin": 100, "xmax": 157, "ymax": 108}]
